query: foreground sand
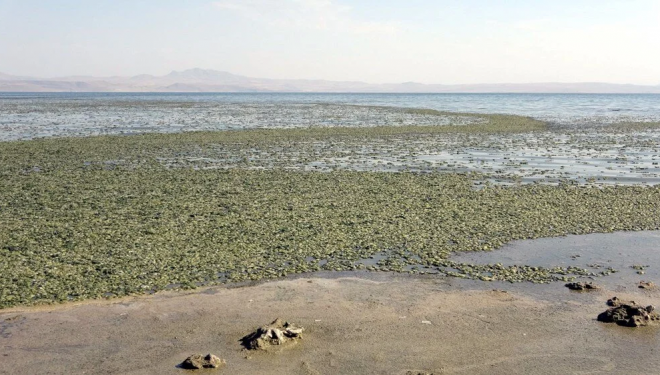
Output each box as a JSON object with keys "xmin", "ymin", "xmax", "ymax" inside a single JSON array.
[{"xmin": 1, "ymin": 274, "xmax": 659, "ymax": 375}]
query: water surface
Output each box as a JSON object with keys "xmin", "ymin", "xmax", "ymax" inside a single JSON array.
[{"xmin": 2, "ymin": 93, "xmax": 660, "ymax": 141}]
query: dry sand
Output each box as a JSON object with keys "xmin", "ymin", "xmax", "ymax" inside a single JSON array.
[{"xmin": 1, "ymin": 273, "xmax": 660, "ymax": 375}]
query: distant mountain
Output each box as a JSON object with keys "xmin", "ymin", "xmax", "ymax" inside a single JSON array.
[
  {"xmin": 1, "ymin": 68, "xmax": 660, "ymax": 93},
  {"xmin": 0, "ymin": 72, "xmax": 35, "ymax": 81},
  {"xmin": 163, "ymin": 68, "xmax": 249, "ymax": 83}
]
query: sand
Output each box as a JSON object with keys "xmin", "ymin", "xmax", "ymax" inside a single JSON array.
[{"xmin": 1, "ymin": 274, "xmax": 660, "ymax": 375}]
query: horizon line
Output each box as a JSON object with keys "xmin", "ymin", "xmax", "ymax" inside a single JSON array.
[
  {"xmin": 1, "ymin": 69, "xmax": 659, "ymax": 87},
  {"xmin": 3, "ymin": 91, "xmax": 660, "ymax": 95}
]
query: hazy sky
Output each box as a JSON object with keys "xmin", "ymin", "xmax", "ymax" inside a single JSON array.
[{"xmin": 1, "ymin": 0, "xmax": 659, "ymax": 84}]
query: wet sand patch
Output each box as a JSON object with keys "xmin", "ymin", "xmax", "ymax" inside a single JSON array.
[{"xmin": 1, "ymin": 275, "xmax": 660, "ymax": 375}]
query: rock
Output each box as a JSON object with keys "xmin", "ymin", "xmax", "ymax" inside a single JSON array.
[
  {"xmin": 607, "ymin": 296, "xmax": 632, "ymax": 307},
  {"xmin": 241, "ymin": 318, "xmax": 304, "ymax": 350},
  {"xmin": 565, "ymin": 281, "xmax": 600, "ymax": 291},
  {"xmin": 638, "ymin": 281, "xmax": 656, "ymax": 289},
  {"xmin": 598, "ymin": 297, "xmax": 660, "ymax": 327},
  {"xmin": 180, "ymin": 353, "xmax": 225, "ymax": 370}
]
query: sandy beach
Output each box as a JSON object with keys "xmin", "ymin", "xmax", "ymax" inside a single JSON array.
[{"xmin": 2, "ymin": 272, "xmax": 659, "ymax": 375}]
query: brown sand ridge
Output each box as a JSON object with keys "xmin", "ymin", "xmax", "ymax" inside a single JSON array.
[{"xmin": 1, "ymin": 275, "xmax": 660, "ymax": 374}]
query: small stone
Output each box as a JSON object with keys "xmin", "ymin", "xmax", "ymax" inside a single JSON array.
[
  {"xmin": 180, "ymin": 353, "xmax": 225, "ymax": 370},
  {"xmin": 638, "ymin": 281, "xmax": 656, "ymax": 289},
  {"xmin": 565, "ymin": 281, "xmax": 600, "ymax": 291}
]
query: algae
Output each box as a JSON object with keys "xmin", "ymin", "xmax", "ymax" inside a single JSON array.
[{"xmin": 1, "ymin": 110, "xmax": 660, "ymax": 309}]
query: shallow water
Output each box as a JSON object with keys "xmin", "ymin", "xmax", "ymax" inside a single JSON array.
[
  {"xmin": 3, "ymin": 92, "xmax": 660, "ymax": 120},
  {"xmin": 452, "ymin": 231, "xmax": 660, "ymax": 290},
  {"xmin": 157, "ymin": 130, "xmax": 660, "ymax": 186},
  {"xmin": 2, "ymin": 92, "xmax": 660, "ymax": 141},
  {"xmin": 0, "ymin": 101, "xmax": 479, "ymax": 141},
  {"xmin": 3, "ymin": 93, "xmax": 660, "ymax": 186}
]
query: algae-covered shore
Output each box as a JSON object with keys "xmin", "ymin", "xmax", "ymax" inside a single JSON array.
[{"xmin": 1, "ymin": 107, "xmax": 660, "ymax": 309}]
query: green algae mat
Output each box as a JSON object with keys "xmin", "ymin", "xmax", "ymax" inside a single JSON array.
[{"xmin": 1, "ymin": 112, "xmax": 659, "ymax": 309}]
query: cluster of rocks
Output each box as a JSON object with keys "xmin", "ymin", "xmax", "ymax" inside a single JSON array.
[
  {"xmin": 241, "ymin": 318, "xmax": 305, "ymax": 350},
  {"xmin": 597, "ymin": 297, "xmax": 660, "ymax": 327},
  {"xmin": 180, "ymin": 318, "xmax": 304, "ymax": 371},
  {"xmin": 563, "ymin": 281, "xmax": 660, "ymax": 328}
]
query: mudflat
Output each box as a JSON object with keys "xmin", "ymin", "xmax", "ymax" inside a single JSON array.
[{"xmin": 2, "ymin": 274, "xmax": 659, "ymax": 375}]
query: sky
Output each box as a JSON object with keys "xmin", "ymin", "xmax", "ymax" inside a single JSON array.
[{"xmin": 0, "ymin": 0, "xmax": 659, "ymax": 85}]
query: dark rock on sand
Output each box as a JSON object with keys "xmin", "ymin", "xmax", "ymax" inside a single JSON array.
[
  {"xmin": 180, "ymin": 353, "xmax": 225, "ymax": 370},
  {"xmin": 565, "ymin": 282, "xmax": 600, "ymax": 291},
  {"xmin": 241, "ymin": 318, "xmax": 304, "ymax": 350},
  {"xmin": 638, "ymin": 281, "xmax": 656, "ymax": 289},
  {"xmin": 598, "ymin": 297, "xmax": 659, "ymax": 327}
]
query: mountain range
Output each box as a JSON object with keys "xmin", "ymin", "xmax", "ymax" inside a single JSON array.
[{"xmin": 1, "ymin": 68, "xmax": 659, "ymax": 93}]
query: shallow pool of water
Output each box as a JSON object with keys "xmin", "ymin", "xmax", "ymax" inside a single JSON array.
[{"xmin": 452, "ymin": 231, "xmax": 660, "ymax": 290}]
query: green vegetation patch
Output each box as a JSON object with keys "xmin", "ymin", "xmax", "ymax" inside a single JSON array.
[
  {"xmin": 1, "ymin": 168, "xmax": 659, "ymax": 308},
  {"xmin": 1, "ymin": 114, "xmax": 660, "ymax": 309}
]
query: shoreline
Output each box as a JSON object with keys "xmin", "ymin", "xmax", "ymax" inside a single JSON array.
[{"xmin": 2, "ymin": 273, "xmax": 659, "ymax": 374}]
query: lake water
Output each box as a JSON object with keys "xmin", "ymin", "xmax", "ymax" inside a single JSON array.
[
  {"xmin": 2, "ymin": 92, "xmax": 660, "ymax": 120},
  {"xmin": 2, "ymin": 92, "xmax": 660, "ymax": 186},
  {"xmin": 1, "ymin": 93, "xmax": 660, "ymax": 141}
]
